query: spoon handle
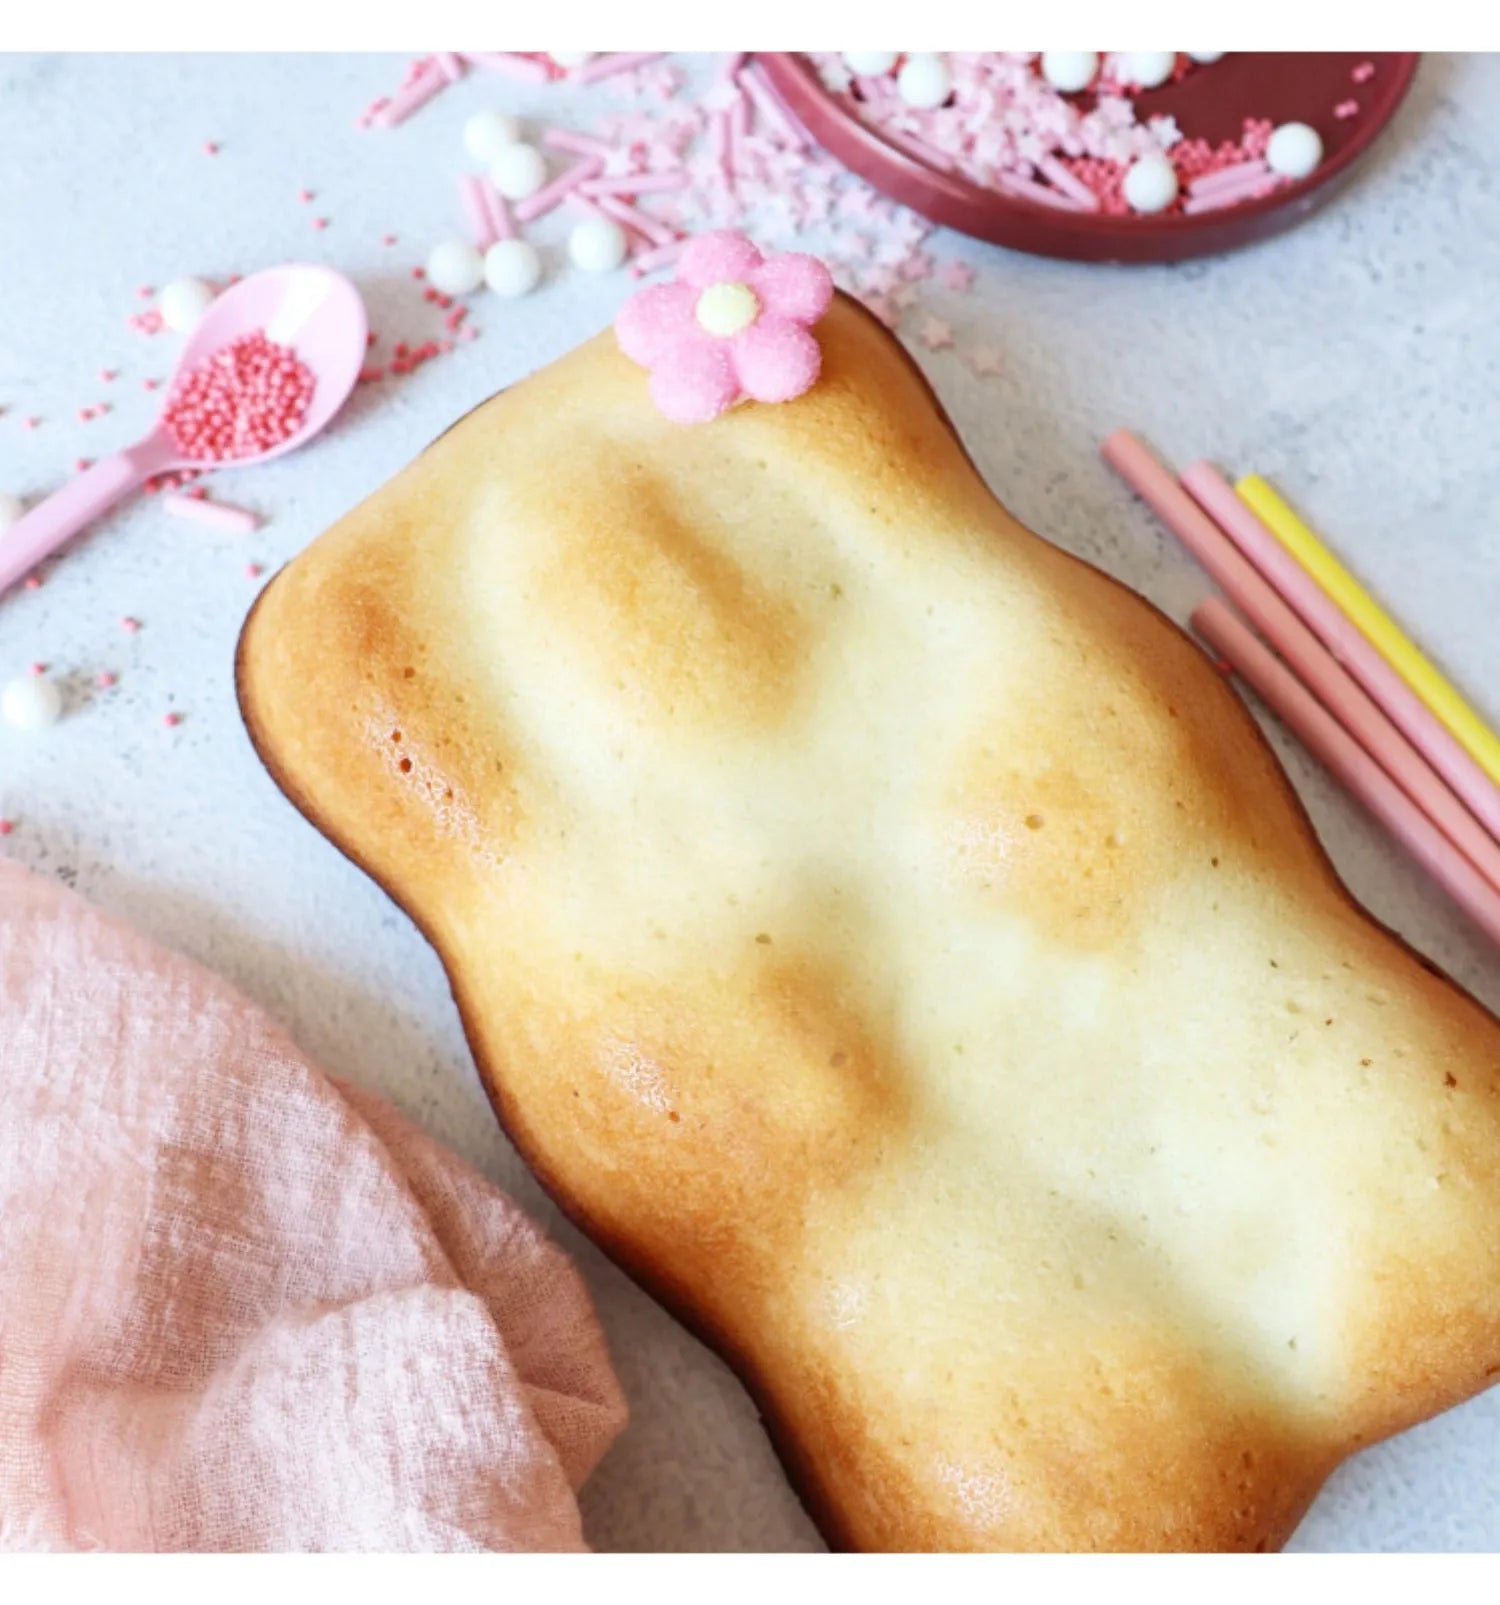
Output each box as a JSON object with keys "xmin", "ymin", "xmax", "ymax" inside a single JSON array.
[{"xmin": 0, "ymin": 435, "xmax": 177, "ymax": 600}]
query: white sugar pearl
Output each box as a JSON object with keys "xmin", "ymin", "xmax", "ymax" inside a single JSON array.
[
  {"xmin": 896, "ymin": 53, "xmax": 952, "ymax": 110},
  {"xmin": 489, "ymin": 142, "xmax": 548, "ymax": 201},
  {"xmin": 1267, "ymin": 121, "xmax": 1324, "ymax": 180},
  {"xmin": 484, "ymin": 238, "xmax": 543, "ymax": 298},
  {"xmin": 842, "ymin": 51, "xmax": 899, "ymax": 77},
  {"xmin": 1187, "ymin": 52, "xmax": 1226, "ymax": 64},
  {"xmin": 464, "ymin": 109, "xmax": 522, "ymax": 165},
  {"xmin": 426, "ymin": 239, "xmax": 485, "ymax": 296},
  {"xmin": 567, "ymin": 217, "xmax": 629, "ymax": 273},
  {"xmin": 1120, "ymin": 51, "xmax": 1176, "ymax": 89},
  {"xmin": 158, "ymin": 276, "xmax": 215, "ymax": 334},
  {"xmin": 1040, "ymin": 51, "xmax": 1099, "ymax": 93},
  {"xmin": 550, "ymin": 52, "xmax": 595, "ymax": 69},
  {"xmin": 2, "ymin": 673, "xmax": 63, "ymax": 732},
  {"xmin": 0, "ymin": 492, "xmax": 24, "ymax": 535},
  {"xmin": 1123, "ymin": 153, "xmax": 1179, "ymax": 213}
]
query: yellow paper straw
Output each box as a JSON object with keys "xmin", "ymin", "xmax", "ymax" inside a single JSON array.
[{"xmin": 1237, "ymin": 474, "xmax": 1500, "ymax": 787}]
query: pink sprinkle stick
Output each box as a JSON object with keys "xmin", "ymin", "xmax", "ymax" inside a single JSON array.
[
  {"xmin": 465, "ymin": 51, "xmax": 552, "ymax": 83},
  {"xmin": 1182, "ymin": 171, "xmax": 1276, "ymax": 214},
  {"xmin": 564, "ymin": 191, "xmax": 610, "ymax": 223},
  {"xmin": 479, "ymin": 178, "xmax": 515, "ymax": 242},
  {"xmin": 542, "ymin": 127, "xmax": 614, "ymax": 159},
  {"xmin": 1188, "ymin": 158, "xmax": 1270, "ymax": 195},
  {"xmin": 161, "ymin": 491, "xmax": 261, "ymax": 535},
  {"xmin": 739, "ymin": 64, "xmax": 809, "ymax": 152},
  {"xmin": 373, "ymin": 59, "xmax": 447, "ymax": 129},
  {"xmin": 716, "ymin": 52, "xmax": 748, "ymax": 84},
  {"xmin": 629, "ymin": 238, "xmax": 687, "ymax": 276},
  {"xmin": 577, "ymin": 170, "xmax": 689, "ymax": 199},
  {"xmin": 594, "ymin": 194, "xmax": 676, "ymax": 248},
  {"xmin": 1103, "ymin": 432, "xmax": 1500, "ymax": 887},
  {"xmin": 994, "ymin": 171, "xmax": 1090, "ymax": 211},
  {"xmin": 434, "ymin": 52, "xmax": 465, "ymax": 82},
  {"xmin": 513, "ymin": 156, "xmax": 604, "ymax": 223},
  {"xmin": 459, "ymin": 173, "xmax": 497, "ymax": 250},
  {"xmin": 1036, "ymin": 156, "xmax": 1101, "ymax": 210},
  {"xmin": 576, "ymin": 53, "xmax": 666, "ymax": 85},
  {"xmin": 1194, "ymin": 598, "xmax": 1500, "ymax": 947},
  {"xmin": 1334, "ymin": 99, "xmax": 1361, "ymax": 119},
  {"xmin": 1180, "ymin": 460, "xmax": 1500, "ymax": 845}
]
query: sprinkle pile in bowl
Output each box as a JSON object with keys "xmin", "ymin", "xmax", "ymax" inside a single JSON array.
[{"xmin": 805, "ymin": 51, "xmax": 1335, "ymax": 218}]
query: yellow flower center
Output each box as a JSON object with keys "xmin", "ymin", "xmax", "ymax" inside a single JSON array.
[{"xmin": 695, "ymin": 281, "xmax": 760, "ymax": 338}]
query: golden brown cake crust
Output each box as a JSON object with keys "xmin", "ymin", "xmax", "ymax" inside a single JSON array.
[{"xmin": 237, "ymin": 296, "xmax": 1500, "ymax": 1552}]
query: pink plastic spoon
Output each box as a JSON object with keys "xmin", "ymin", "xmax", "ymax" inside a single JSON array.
[{"xmin": 0, "ymin": 263, "xmax": 367, "ymax": 599}]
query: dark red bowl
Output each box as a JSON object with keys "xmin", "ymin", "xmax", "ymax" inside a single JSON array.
[{"xmin": 757, "ymin": 53, "xmax": 1420, "ymax": 263}]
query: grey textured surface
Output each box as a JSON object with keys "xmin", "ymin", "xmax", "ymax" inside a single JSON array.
[{"xmin": 1, "ymin": 52, "xmax": 1497, "ymax": 1552}]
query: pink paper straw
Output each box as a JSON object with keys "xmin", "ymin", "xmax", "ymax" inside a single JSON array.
[
  {"xmin": 513, "ymin": 156, "xmax": 604, "ymax": 223},
  {"xmin": 458, "ymin": 173, "xmax": 497, "ymax": 250},
  {"xmin": 1194, "ymin": 598, "xmax": 1500, "ymax": 947},
  {"xmin": 593, "ymin": 194, "xmax": 676, "ymax": 248},
  {"xmin": 543, "ymin": 127, "xmax": 614, "ymax": 159},
  {"xmin": 1103, "ymin": 431, "xmax": 1500, "ymax": 893},
  {"xmin": 577, "ymin": 170, "xmax": 689, "ymax": 198},
  {"xmin": 1188, "ymin": 158, "xmax": 1270, "ymax": 196},
  {"xmin": 1037, "ymin": 155, "xmax": 1101, "ymax": 211},
  {"xmin": 465, "ymin": 52, "xmax": 552, "ymax": 83},
  {"xmin": 738, "ymin": 63, "xmax": 809, "ymax": 151},
  {"xmin": 1182, "ymin": 460, "xmax": 1500, "ymax": 842},
  {"xmin": 162, "ymin": 493, "xmax": 260, "ymax": 535},
  {"xmin": 576, "ymin": 53, "xmax": 666, "ymax": 85},
  {"xmin": 373, "ymin": 61, "xmax": 446, "ymax": 129},
  {"xmin": 630, "ymin": 238, "xmax": 687, "ymax": 276}
]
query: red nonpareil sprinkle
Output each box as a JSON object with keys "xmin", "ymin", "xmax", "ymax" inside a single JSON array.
[
  {"xmin": 75, "ymin": 457, "xmax": 92, "ymax": 472},
  {"xmin": 0, "ymin": 819, "xmax": 13, "ymax": 837},
  {"xmin": 312, "ymin": 216, "xmax": 330, "ymax": 231},
  {"xmin": 100, "ymin": 368, "xmax": 118, "ymax": 383},
  {"xmin": 203, "ymin": 140, "xmax": 220, "ymax": 156},
  {"xmin": 30, "ymin": 662, "xmax": 46, "ymax": 676},
  {"xmin": 23, "ymin": 575, "xmax": 42, "ymax": 590},
  {"xmin": 137, "ymin": 285, "xmax": 155, "ymax": 299},
  {"xmin": 78, "ymin": 407, "xmax": 95, "ymax": 422},
  {"xmin": 161, "ymin": 329, "xmax": 316, "ymax": 462},
  {"xmin": 383, "ymin": 233, "xmax": 398, "ymax": 246},
  {"xmin": 299, "ymin": 188, "xmax": 316, "ymax": 203},
  {"xmin": 23, "ymin": 416, "xmax": 41, "ymax": 430},
  {"xmin": 121, "ymin": 616, "xmax": 141, "ymax": 633},
  {"xmin": 246, "ymin": 563, "xmax": 265, "ymax": 579},
  {"xmin": 410, "ymin": 266, "xmax": 425, "ymax": 280},
  {"xmin": 97, "ymin": 671, "xmax": 118, "ymax": 688},
  {"xmin": 163, "ymin": 711, "xmax": 183, "ymax": 728}
]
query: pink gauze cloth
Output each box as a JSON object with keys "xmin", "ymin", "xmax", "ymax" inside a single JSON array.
[{"xmin": 0, "ymin": 858, "xmax": 627, "ymax": 1552}]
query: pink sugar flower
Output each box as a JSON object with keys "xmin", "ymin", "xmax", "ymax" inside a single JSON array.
[{"xmin": 615, "ymin": 230, "xmax": 833, "ymax": 424}]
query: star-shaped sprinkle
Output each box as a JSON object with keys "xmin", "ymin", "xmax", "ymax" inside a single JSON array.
[
  {"xmin": 968, "ymin": 343, "xmax": 1003, "ymax": 377},
  {"xmin": 919, "ymin": 317, "xmax": 954, "ymax": 351},
  {"xmin": 940, "ymin": 260, "xmax": 976, "ymax": 293}
]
